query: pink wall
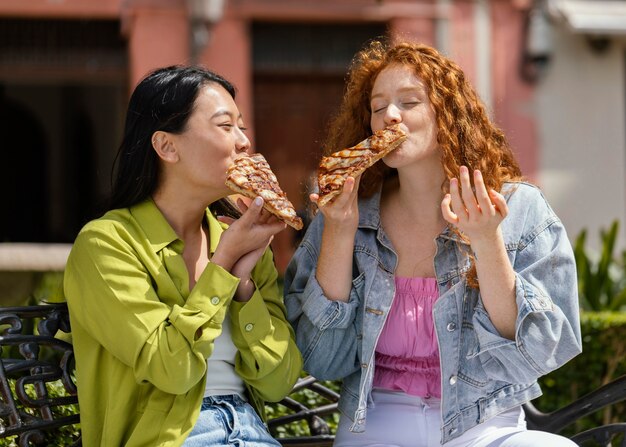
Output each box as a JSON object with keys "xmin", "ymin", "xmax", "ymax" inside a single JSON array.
[
  {"xmin": 201, "ymin": 18, "xmax": 254, "ymax": 144},
  {"xmin": 390, "ymin": 17, "xmax": 435, "ymax": 46},
  {"xmin": 450, "ymin": 0, "xmax": 478, "ymax": 87},
  {"xmin": 491, "ymin": 1, "xmax": 537, "ymax": 179},
  {"xmin": 125, "ymin": 6, "xmax": 191, "ymax": 90},
  {"xmin": 447, "ymin": 0, "xmax": 537, "ymax": 179},
  {"xmin": 0, "ymin": 0, "xmax": 120, "ymax": 18}
]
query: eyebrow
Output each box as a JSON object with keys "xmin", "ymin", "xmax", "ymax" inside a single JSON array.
[
  {"xmin": 371, "ymin": 86, "xmax": 427, "ymax": 100},
  {"xmin": 211, "ymin": 109, "xmax": 243, "ymax": 120}
]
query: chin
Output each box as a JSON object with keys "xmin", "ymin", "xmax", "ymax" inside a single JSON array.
[{"xmin": 382, "ymin": 151, "xmax": 403, "ymax": 168}]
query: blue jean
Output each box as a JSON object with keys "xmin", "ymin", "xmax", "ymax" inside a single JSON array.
[{"xmin": 183, "ymin": 394, "xmax": 281, "ymax": 447}]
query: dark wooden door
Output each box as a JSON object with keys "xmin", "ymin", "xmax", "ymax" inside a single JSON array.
[{"xmin": 253, "ymin": 74, "xmax": 345, "ymax": 273}]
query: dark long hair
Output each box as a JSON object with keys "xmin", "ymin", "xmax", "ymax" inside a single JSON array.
[{"xmin": 110, "ymin": 65, "xmax": 240, "ymax": 218}]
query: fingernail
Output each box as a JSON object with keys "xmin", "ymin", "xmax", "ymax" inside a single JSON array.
[{"xmin": 254, "ymin": 197, "xmax": 263, "ymax": 206}]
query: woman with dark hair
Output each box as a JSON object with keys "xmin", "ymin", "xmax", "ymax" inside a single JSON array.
[
  {"xmin": 285, "ymin": 40, "xmax": 581, "ymax": 446},
  {"xmin": 64, "ymin": 66, "xmax": 302, "ymax": 446}
]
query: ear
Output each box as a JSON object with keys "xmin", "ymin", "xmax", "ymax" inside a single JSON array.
[{"xmin": 151, "ymin": 131, "xmax": 179, "ymax": 163}]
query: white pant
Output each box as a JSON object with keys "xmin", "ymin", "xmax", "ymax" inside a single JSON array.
[{"xmin": 333, "ymin": 389, "xmax": 577, "ymax": 447}]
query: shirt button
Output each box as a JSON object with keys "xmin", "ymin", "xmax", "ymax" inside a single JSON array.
[
  {"xmin": 446, "ymin": 322, "xmax": 457, "ymax": 331},
  {"xmin": 361, "ymin": 363, "xmax": 368, "ymax": 369},
  {"xmin": 211, "ymin": 296, "xmax": 220, "ymax": 305},
  {"xmin": 449, "ymin": 375, "xmax": 457, "ymax": 385},
  {"xmin": 245, "ymin": 323, "xmax": 254, "ymax": 332}
]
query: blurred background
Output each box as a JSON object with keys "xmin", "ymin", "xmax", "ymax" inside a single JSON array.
[{"xmin": 0, "ymin": 0, "xmax": 625, "ymax": 303}]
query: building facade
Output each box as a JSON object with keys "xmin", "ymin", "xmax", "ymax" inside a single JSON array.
[{"xmin": 0, "ymin": 0, "xmax": 623, "ymax": 274}]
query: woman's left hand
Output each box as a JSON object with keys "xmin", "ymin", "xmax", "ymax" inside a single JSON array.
[{"xmin": 441, "ymin": 166, "xmax": 509, "ymax": 245}]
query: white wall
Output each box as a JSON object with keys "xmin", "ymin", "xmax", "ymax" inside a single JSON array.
[{"xmin": 536, "ymin": 26, "xmax": 626, "ymax": 254}]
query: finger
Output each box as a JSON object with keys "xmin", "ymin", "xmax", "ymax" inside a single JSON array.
[
  {"xmin": 351, "ymin": 176, "xmax": 362, "ymax": 202},
  {"xmin": 309, "ymin": 193, "xmax": 319, "ymax": 204},
  {"xmin": 333, "ymin": 177, "xmax": 358, "ymax": 206},
  {"xmin": 459, "ymin": 166, "xmax": 479, "ymax": 214},
  {"xmin": 473, "ymin": 170, "xmax": 495, "ymax": 217},
  {"xmin": 237, "ymin": 197, "xmax": 249, "ymax": 213},
  {"xmin": 441, "ymin": 193, "xmax": 459, "ymax": 225},
  {"xmin": 264, "ymin": 220, "xmax": 287, "ymax": 235},
  {"xmin": 240, "ymin": 196, "xmax": 264, "ymax": 223},
  {"xmin": 449, "ymin": 178, "xmax": 468, "ymax": 221},
  {"xmin": 489, "ymin": 190, "xmax": 509, "ymax": 217},
  {"xmin": 217, "ymin": 216, "xmax": 235, "ymax": 225},
  {"xmin": 322, "ymin": 177, "xmax": 355, "ymax": 209},
  {"xmin": 257, "ymin": 209, "xmax": 272, "ymax": 225}
]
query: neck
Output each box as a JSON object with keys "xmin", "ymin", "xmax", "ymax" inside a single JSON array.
[
  {"xmin": 152, "ymin": 183, "xmax": 214, "ymax": 240},
  {"xmin": 388, "ymin": 162, "xmax": 446, "ymax": 226}
]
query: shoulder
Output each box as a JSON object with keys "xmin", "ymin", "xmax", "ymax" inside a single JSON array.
[
  {"xmin": 502, "ymin": 181, "xmax": 555, "ymax": 218},
  {"xmin": 500, "ymin": 182, "xmax": 563, "ymax": 246},
  {"xmin": 76, "ymin": 209, "xmax": 135, "ymax": 241},
  {"xmin": 69, "ymin": 208, "xmax": 140, "ymax": 260}
]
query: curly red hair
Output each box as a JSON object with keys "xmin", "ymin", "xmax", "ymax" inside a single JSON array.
[
  {"xmin": 321, "ymin": 39, "xmax": 524, "ymax": 287},
  {"xmin": 322, "ymin": 39, "xmax": 523, "ymax": 197}
]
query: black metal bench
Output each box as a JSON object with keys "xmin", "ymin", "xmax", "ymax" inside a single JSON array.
[{"xmin": 0, "ymin": 303, "xmax": 625, "ymax": 446}]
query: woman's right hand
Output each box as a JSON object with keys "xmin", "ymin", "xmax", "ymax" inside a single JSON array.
[
  {"xmin": 211, "ymin": 197, "xmax": 286, "ymax": 274},
  {"xmin": 311, "ymin": 176, "xmax": 360, "ymax": 233},
  {"xmin": 311, "ymin": 176, "xmax": 361, "ymax": 302}
]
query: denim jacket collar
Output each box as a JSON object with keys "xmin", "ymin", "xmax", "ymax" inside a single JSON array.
[{"xmin": 358, "ymin": 183, "xmax": 468, "ymax": 246}]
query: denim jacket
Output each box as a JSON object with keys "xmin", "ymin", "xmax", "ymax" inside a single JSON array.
[{"xmin": 284, "ymin": 182, "xmax": 582, "ymax": 444}]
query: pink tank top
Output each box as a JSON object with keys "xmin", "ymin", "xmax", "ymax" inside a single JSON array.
[{"xmin": 373, "ymin": 276, "xmax": 441, "ymax": 398}]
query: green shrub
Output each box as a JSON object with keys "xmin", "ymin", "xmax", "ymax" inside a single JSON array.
[
  {"xmin": 536, "ymin": 221, "xmax": 626, "ymax": 437},
  {"xmin": 574, "ymin": 220, "xmax": 626, "ymax": 311},
  {"xmin": 536, "ymin": 311, "xmax": 626, "ymax": 436}
]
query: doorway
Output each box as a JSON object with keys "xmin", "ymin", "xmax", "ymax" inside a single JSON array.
[{"xmin": 252, "ymin": 22, "xmax": 386, "ymax": 272}]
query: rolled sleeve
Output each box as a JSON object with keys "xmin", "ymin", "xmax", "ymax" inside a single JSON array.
[
  {"xmin": 300, "ymin": 271, "xmax": 360, "ymax": 330},
  {"xmin": 228, "ymin": 249, "xmax": 302, "ymax": 402},
  {"xmin": 284, "ymin": 239, "xmax": 361, "ymax": 380},
  {"xmin": 230, "ymin": 290, "xmax": 272, "ymax": 344},
  {"xmin": 169, "ymin": 262, "xmax": 240, "ymax": 356},
  {"xmin": 472, "ymin": 218, "xmax": 582, "ymax": 384}
]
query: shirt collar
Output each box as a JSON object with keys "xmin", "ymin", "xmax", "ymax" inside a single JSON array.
[
  {"xmin": 129, "ymin": 198, "xmax": 227, "ymax": 254},
  {"xmin": 206, "ymin": 207, "xmax": 226, "ymax": 255},
  {"xmin": 130, "ymin": 198, "xmax": 178, "ymax": 253}
]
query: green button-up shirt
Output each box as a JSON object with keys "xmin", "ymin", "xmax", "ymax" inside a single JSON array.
[{"xmin": 64, "ymin": 198, "xmax": 302, "ymax": 446}]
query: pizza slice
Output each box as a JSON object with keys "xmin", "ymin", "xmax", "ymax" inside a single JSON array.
[
  {"xmin": 225, "ymin": 153, "xmax": 304, "ymax": 230},
  {"xmin": 317, "ymin": 124, "xmax": 408, "ymax": 206}
]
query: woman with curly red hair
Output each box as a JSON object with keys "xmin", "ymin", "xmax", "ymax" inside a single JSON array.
[{"xmin": 285, "ymin": 40, "xmax": 581, "ymax": 446}]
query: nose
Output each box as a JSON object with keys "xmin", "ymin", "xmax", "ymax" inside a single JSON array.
[
  {"xmin": 384, "ymin": 104, "xmax": 402, "ymax": 126},
  {"xmin": 235, "ymin": 128, "xmax": 251, "ymax": 153}
]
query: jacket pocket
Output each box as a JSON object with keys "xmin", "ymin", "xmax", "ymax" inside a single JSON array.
[{"xmin": 350, "ymin": 272, "xmax": 366, "ymax": 300}]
